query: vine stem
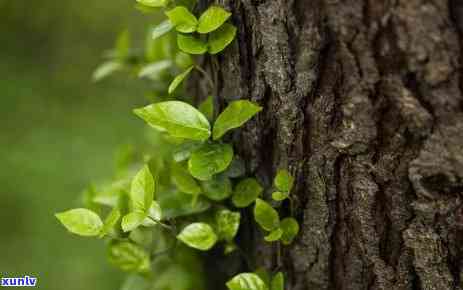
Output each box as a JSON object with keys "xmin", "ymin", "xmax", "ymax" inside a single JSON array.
[{"xmin": 194, "ymin": 65, "xmax": 215, "ymax": 94}]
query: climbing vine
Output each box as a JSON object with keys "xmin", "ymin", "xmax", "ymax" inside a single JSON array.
[{"xmin": 56, "ymin": 1, "xmax": 299, "ymax": 289}]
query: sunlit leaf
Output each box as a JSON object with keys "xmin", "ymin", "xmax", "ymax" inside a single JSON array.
[
  {"xmin": 271, "ymin": 191, "xmax": 289, "ymax": 201},
  {"xmin": 168, "ymin": 65, "xmax": 194, "ymax": 94},
  {"xmin": 280, "ymin": 217, "xmax": 299, "ymax": 245},
  {"xmin": 274, "ymin": 169, "xmax": 294, "ymax": 192},
  {"xmin": 55, "ymin": 208, "xmax": 103, "ymax": 237},
  {"xmin": 188, "ymin": 143, "xmax": 233, "ymax": 180},
  {"xmin": 100, "ymin": 207, "xmax": 121, "ymax": 237},
  {"xmin": 177, "ymin": 34, "xmax": 208, "ymax": 55},
  {"xmin": 165, "ymin": 6, "xmax": 198, "ymax": 33},
  {"xmin": 254, "ymin": 198, "xmax": 279, "ymax": 231},
  {"xmin": 130, "ymin": 165, "xmax": 155, "ymax": 212},
  {"xmin": 177, "ymin": 222, "xmax": 217, "ymax": 250},
  {"xmin": 122, "ymin": 211, "xmax": 146, "ymax": 232},
  {"xmin": 197, "ymin": 6, "xmax": 232, "ymax": 34},
  {"xmin": 134, "ymin": 101, "xmax": 211, "ymax": 141},
  {"xmin": 213, "ymin": 100, "xmax": 262, "ymax": 140},
  {"xmin": 108, "ymin": 241, "xmax": 151, "ymax": 272},
  {"xmin": 215, "ymin": 209, "xmax": 240, "ymax": 241},
  {"xmin": 136, "ymin": 0, "xmax": 169, "ymax": 8},
  {"xmin": 226, "ymin": 273, "xmax": 268, "ymax": 290},
  {"xmin": 264, "ymin": 228, "xmax": 283, "ymax": 242}
]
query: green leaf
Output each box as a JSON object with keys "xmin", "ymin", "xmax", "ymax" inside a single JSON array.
[
  {"xmin": 188, "ymin": 143, "xmax": 234, "ymax": 180},
  {"xmin": 201, "ymin": 174, "xmax": 232, "ymax": 201},
  {"xmin": 138, "ymin": 60, "xmax": 172, "ymax": 79},
  {"xmin": 175, "ymin": 52, "xmax": 194, "ymax": 69},
  {"xmin": 208, "ymin": 23, "xmax": 237, "ymax": 54},
  {"xmin": 199, "ymin": 96, "xmax": 214, "ymax": 121},
  {"xmin": 254, "ymin": 198, "xmax": 280, "ymax": 231},
  {"xmin": 108, "ymin": 241, "xmax": 151, "ymax": 272},
  {"xmin": 226, "ymin": 273, "xmax": 268, "ymax": 290},
  {"xmin": 171, "ymin": 162, "xmax": 201, "ymax": 195},
  {"xmin": 147, "ymin": 201, "xmax": 162, "ymax": 221},
  {"xmin": 151, "ymin": 20, "xmax": 174, "ymax": 40},
  {"xmin": 215, "ymin": 209, "xmax": 240, "ymax": 241},
  {"xmin": 173, "ymin": 141, "xmax": 202, "ymax": 162},
  {"xmin": 158, "ymin": 191, "xmax": 210, "ymax": 219},
  {"xmin": 92, "ymin": 61, "xmax": 123, "ymax": 82},
  {"xmin": 168, "ymin": 65, "xmax": 194, "ymax": 94},
  {"xmin": 232, "ymin": 178, "xmax": 263, "ymax": 208},
  {"xmin": 130, "ymin": 165, "xmax": 155, "ymax": 212},
  {"xmin": 271, "ymin": 272, "xmax": 284, "ymax": 290},
  {"xmin": 177, "ymin": 222, "xmax": 218, "ymax": 250},
  {"xmin": 134, "ymin": 101, "xmax": 211, "ymax": 141},
  {"xmin": 254, "ymin": 268, "xmax": 271, "ymax": 287},
  {"xmin": 100, "ymin": 207, "xmax": 121, "ymax": 237},
  {"xmin": 55, "ymin": 208, "xmax": 103, "ymax": 237},
  {"xmin": 225, "ymin": 156, "xmax": 246, "ymax": 178},
  {"xmin": 115, "ymin": 29, "xmax": 130, "ymax": 59},
  {"xmin": 122, "ymin": 211, "xmax": 146, "ymax": 232},
  {"xmin": 165, "ymin": 6, "xmax": 198, "ymax": 33},
  {"xmin": 177, "ymin": 34, "xmax": 208, "ymax": 54},
  {"xmin": 224, "ymin": 242, "xmax": 237, "ymax": 255},
  {"xmin": 271, "ymin": 191, "xmax": 289, "ymax": 201},
  {"xmin": 280, "ymin": 217, "xmax": 299, "ymax": 245},
  {"xmin": 136, "ymin": 0, "xmax": 169, "ymax": 8},
  {"xmin": 264, "ymin": 228, "xmax": 283, "ymax": 242},
  {"xmin": 197, "ymin": 6, "xmax": 232, "ymax": 34},
  {"xmin": 213, "ymin": 100, "xmax": 262, "ymax": 140},
  {"xmin": 274, "ymin": 169, "xmax": 294, "ymax": 192}
]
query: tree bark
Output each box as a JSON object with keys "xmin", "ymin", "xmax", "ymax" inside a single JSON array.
[{"xmin": 202, "ymin": 0, "xmax": 463, "ymax": 289}]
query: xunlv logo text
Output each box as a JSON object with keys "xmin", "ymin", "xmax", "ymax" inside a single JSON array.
[{"xmin": 1, "ymin": 276, "xmax": 37, "ymax": 287}]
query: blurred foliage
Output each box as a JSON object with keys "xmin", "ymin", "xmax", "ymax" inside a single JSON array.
[{"xmin": 0, "ymin": 0, "xmax": 159, "ymax": 289}]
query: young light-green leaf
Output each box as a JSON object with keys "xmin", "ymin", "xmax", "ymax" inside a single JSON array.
[
  {"xmin": 198, "ymin": 96, "xmax": 214, "ymax": 121},
  {"xmin": 108, "ymin": 241, "xmax": 151, "ymax": 273},
  {"xmin": 280, "ymin": 217, "xmax": 299, "ymax": 245},
  {"xmin": 122, "ymin": 211, "xmax": 146, "ymax": 232},
  {"xmin": 177, "ymin": 222, "xmax": 218, "ymax": 250},
  {"xmin": 147, "ymin": 201, "xmax": 162, "ymax": 221},
  {"xmin": 226, "ymin": 273, "xmax": 268, "ymax": 290},
  {"xmin": 100, "ymin": 207, "xmax": 121, "ymax": 237},
  {"xmin": 232, "ymin": 178, "xmax": 263, "ymax": 208},
  {"xmin": 165, "ymin": 6, "xmax": 198, "ymax": 33},
  {"xmin": 208, "ymin": 23, "xmax": 237, "ymax": 54},
  {"xmin": 130, "ymin": 165, "xmax": 155, "ymax": 212},
  {"xmin": 151, "ymin": 20, "xmax": 174, "ymax": 40},
  {"xmin": 264, "ymin": 227, "xmax": 283, "ymax": 242},
  {"xmin": 201, "ymin": 174, "xmax": 232, "ymax": 201},
  {"xmin": 138, "ymin": 60, "xmax": 172, "ymax": 79},
  {"xmin": 177, "ymin": 34, "xmax": 208, "ymax": 55},
  {"xmin": 254, "ymin": 198, "xmax": 280, "ymax": 231},
  {"xmin": 271, "ymin": 272, "xmax": 284, "ymax": 290},
  {"xmin": 216, "ymin": 209, "xmax": 240, "ymax": 241},
  {"xmin": 197, "ymin": 6, "xmax": 232, "ymax": 34},
  {"xmin": 171, "ymin": 162, "xmax": 201, "ymax": 195},
  {"xmin": 55, "ymin": 208, "xmax": 103, "ymax": 237},
  {"xmin": 271, "ymin": 191, "xmax": 289, "ymax": 201},
  {"xmin": 274, "ymin": 169, "xmax": 294, "ymax": 192},
  {"xmin": 188, "ymin": 143, "xmax": 234, "ymax": 180},
  {"xmin": 134, "ymin": 101, "xmax": 211, "ymax": 141},
  {"xmin": 213, "ymin": 100, "xmax": 262, "ymax": 140},
  {"xmin": 136, "ymin": 0, "xmax": 169, "ymax": 7},
  {"xmin": 115, "ymin": 29, "xmax": 130, "ymax": 60},
  {"xmin": 92, "ymin": 61, "xmax": 123, "ymax": 83},
  {"xmin": 168, "ymin": 65, "xmax": 194, "ymax": 94}
]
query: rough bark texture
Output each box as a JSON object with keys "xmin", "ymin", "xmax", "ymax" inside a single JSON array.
[{"xmin": 202, "ymin": 0, "xmax": 463, "ymax": 289}]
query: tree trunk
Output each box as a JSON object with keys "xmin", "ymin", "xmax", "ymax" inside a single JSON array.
[{"xmin": 202, "ymin": 0, "xmax": 463, "ymax": 289}]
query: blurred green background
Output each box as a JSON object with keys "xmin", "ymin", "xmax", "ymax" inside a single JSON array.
[{"xmin": 0, "ymin": 1, "xmax": 155, "ymax": 289}]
